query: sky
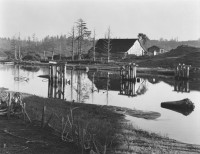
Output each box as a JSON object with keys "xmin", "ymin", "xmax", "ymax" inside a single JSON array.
[{"xmin": 0, "ymin": 0, "xmax": 200, "ymax": 41}]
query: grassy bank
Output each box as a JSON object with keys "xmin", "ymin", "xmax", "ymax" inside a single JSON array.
[{"xmin": 19, "ymin": 95, "xmax": 200, "ymax": 154}]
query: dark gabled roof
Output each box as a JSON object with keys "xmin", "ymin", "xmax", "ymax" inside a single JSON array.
[{"xmin": 95, "ymin": 39, "xmax": 138, "ymax": 53}]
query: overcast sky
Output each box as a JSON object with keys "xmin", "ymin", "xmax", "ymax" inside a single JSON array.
[{"xmin": 0, "ymin": 0, "xmax": 200, "ymax": 41}]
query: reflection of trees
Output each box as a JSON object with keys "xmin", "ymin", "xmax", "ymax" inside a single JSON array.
[
  {"xmin": 136, "ymin": 80, "xmax": 148, "ymax": 95},
  {"xmin": 70, "ymin": 70, "xmax": 97, "ymax": 103}
]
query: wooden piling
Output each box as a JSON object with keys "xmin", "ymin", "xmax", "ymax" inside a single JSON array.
[
  {"xmin": 186, "ymin": 65, "xmax": 190, "ymax": 78},
  {"xmin": 175, "ymin": 64, "xmax": 190, "ymax": 79},
  {"xmin": 133, "ymin": 63, "xmax": 137, "ymax": 79}
]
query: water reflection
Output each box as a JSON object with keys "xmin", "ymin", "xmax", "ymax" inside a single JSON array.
[
  {"xmin": 13, "ymin": 65, "xmax": 30, "ymax": 82},
  {"xmin": 119, "ymin": 78, "xmax": 148, "ymax": 97},
  {"xmin": 174, "ymin": 79, "xmax": 190, "ymax": 93},
  {"xmin": 21, "ymin": 65, "xmax": 40, "ymax": 72},
  {"xmin": 47, "ymin": 66, "xmax": 97, "ymax": 102},
  {"xmin": 46, "ymin": 66, "xmax": 148, "ymax": 102},
  {"xmin": 48, "ymin": 65, "xmax": 66, "ymax": 99},
  {"xmin": 1, "ymin": 64, "xmax": 200, "ymax": 144},
  {"xmin": 139, "ymin": 76, "xmax": 194, "ymax": 92}
]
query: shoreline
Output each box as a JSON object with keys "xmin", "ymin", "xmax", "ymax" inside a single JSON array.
[
  {"xmin": 1, "ymin": 93, "xmax": 200, "ymax": 153},
  {"xmin": 1, "ymin": 60, "xmax": 200, "ymax": 79}
]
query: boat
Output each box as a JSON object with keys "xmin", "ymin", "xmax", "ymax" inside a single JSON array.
[{"xmin": 161, "ymin": 98, "xmax": 195, "ymax": 116}]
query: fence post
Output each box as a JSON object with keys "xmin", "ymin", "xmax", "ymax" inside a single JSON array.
[
  {"xmin": 41, "ymin": 105, "xmax": 46, "ymax": 128},
  {"xmin": 7, "ymin": 92, "xmax": 12, "ymax": 119}
]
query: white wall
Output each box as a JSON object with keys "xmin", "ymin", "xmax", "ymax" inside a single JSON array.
[{"xmin": 127, "ymin": 40, "xmax": 144, "ymax": 56}]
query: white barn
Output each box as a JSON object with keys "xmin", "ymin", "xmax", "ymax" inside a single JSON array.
[
  {"xmin": 94, "ymin": 39, "xmax": 146, "ymax": 57},
  {"xmin": 126, "ymin": 39, "xmax": 146, "ymax": 56}
]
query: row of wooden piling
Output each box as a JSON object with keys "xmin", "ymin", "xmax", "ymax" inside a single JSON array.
[
  {"xmin": 174, "ymin": 79, "xmax": 190, "ymax": 93},
  {"xmin": 175, "ymin": 63, "xmax": 191, "ymax": 79},
  {"xmin": 119, "ymin": 63, "xmax": 139, "ymax": 97},
  {"xmin": 119, "ymin": 80, "xmax": 137, "ymax": 97},
  {"xmin": 48, "ymin": 64, "xmax": 66, "ymax": 99}
]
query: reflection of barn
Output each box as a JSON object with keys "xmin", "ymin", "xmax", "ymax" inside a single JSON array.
[
  {"xmin": 87, "ymin": 71, "xmax": 119, "ymax": 90},
  {"xmin": 87, "ymin": 71, "xmax": 148, "ymax": 96},
  {"xmin": 48, "ymin": 67, "xmax": 97, "ymax": 102}
]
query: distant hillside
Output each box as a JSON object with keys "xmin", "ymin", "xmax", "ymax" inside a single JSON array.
[
  {"xmin": 138, "ymin": 45, "xmax": 200, "ymax": 68},
  {"xmin": 144, "ymin": 40, "xmax": 200, "ymax": 51}
]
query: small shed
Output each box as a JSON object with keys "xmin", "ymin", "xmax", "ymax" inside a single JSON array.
[{"xmin": 147, "ymin": 46, "xmax": 167, "ymax": 56}]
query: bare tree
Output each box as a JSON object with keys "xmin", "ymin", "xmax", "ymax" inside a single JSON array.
[
  {"xmin": 11, "ymin": 36, "xmax": 17, "ymax": 60},
  {"xmin": 50, "ymin": 37, "xmax": 56, "ymax": 60},
  {"xmin": 18, "ymin": 33, "xmax": 21, "ymax": 60},
  {"xmin": 68, "ymin": 27, "xmax": 75, "ymax": 61},
  {"xmin": 75, "ymin": 19, "xmax": 91, "ymax": 60},
  {"xmin": 103, "ymin": 27, "xmax": 112, "ymax": 63},
  {"xmin": 93, "ymin": 29, "xmax": 96, "ymax": 61}
]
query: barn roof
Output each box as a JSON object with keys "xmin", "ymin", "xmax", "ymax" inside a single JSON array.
[{"xmin": 95, "ymin": 39, "xmax": 138, "ymax": 53}]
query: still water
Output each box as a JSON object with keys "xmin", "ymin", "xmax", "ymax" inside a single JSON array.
[{"xmin": 0, "ymin": 64, "xmax": 200, "ymax": 144}]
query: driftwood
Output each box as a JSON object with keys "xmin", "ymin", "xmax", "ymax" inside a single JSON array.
[{"xmin": 161, "ymin": 98, "xmax": 195, "ymax": 116}]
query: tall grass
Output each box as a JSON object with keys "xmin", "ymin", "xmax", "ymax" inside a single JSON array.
[{"xmin": 23, "ymin": 96, "xmax": 123, "ymax": 154}]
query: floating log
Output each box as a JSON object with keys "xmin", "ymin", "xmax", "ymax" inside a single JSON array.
[{"xmin": 161, "ymin": 98, "xmax": 195, "ymax": 116}]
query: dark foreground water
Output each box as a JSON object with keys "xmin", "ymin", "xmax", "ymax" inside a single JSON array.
[{"xmin": 0, "ymin": 64, "xmax": 200, "ymax": 144}]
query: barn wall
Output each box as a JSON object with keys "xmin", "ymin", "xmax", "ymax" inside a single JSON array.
[{"xmin": 127, "ymin": 40, "xmax": 144, "ymax": 56}]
